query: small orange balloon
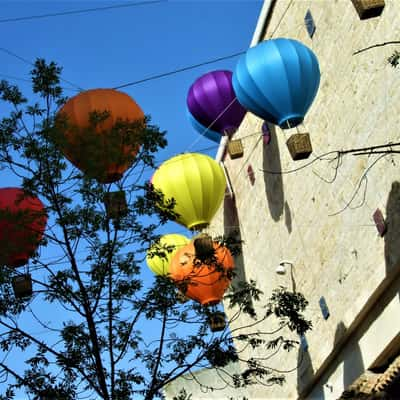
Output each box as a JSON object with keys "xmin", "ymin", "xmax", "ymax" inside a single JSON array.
[
  {"xmin": 169, "ymin": 240, "xmax": 234, "ymax": 306},
  {"xmin": 56, "ymin": 88, "xmax": 145, "ymax": 183}
]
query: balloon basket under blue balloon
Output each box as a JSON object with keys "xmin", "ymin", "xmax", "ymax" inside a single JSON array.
[
  {"xmin": 351, "ymin": 0, "xmax": 385, "ymax": 19},
  {"xmin": 286, "ymin": 133, "xmax": 313, "ymax": 161}
]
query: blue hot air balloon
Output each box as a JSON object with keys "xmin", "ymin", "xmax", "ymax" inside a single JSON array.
[{"xmin": 233, "ymin": 38, "xmax": 320, "ymax": 129}]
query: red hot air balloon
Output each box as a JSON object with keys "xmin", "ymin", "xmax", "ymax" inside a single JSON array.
[
  {"xmin": 56, "ymin": 88, "xmax": 145, "ymax": 183},
  {"xmin": 0, "ymin": 188, "xmax": 47, "ymax": 267}
]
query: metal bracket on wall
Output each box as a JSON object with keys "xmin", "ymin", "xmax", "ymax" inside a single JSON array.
[{"xmin": 220, "ymin": 162, "xmax": 234, "ymax": 198}]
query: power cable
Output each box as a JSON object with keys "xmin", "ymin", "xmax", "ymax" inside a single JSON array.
[
  {"xmin": 0, "ymin": 1, "xmax": 167, "ymax": 24},
  {"xmin": 185, "ymin": 97, "xmax": 238, "ymax": 153},
  {"xmin": 0, "ymin": 46, "xmax": 83, "ymax": 91},
  {"xmin": 0, "ymin": 2, "xmax": 247, "ymax": 94},
  {"xmin": 112, "ymin": 51, "xmax": 245, "ymax": 89},
  {"xmin": 0, "ymin": 73, "xmax": 31, "ymax": 84},
  {"xmin": 0, "ymin": 46, "xmax": 246, "ymax": 93},
  {"xmin": 122, "ymin": 129, "xmax": 261, "ymax": 182},
  {"xmin": 0, "ymin": 72, "xmax": 79, "ymax": 91}
]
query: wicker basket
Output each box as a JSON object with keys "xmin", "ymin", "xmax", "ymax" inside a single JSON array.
[
  {"xmin": 12, "ymin": 274, "xmax": 33, "ymax": 299},
  {"xmin": 193, "ymin": 234, "xmax": 215, "ymax": 262},
  {"xmin": 228, "ymin": 139, "xmax": 244, "ymax": 159},
  {"xmin": 286, "ymin": 133, "xmax": 313, "ymax": 160},
  {"xmin": 104, "ymin": 190, "xmax": 127, "ymax": 220},
  {"xmin": 351, "ymin": 0, "xmax": 385, "ymax": 19},
  {"xmin": 208, "ymin": 311, "xmax": 226, "ymax": 332}
]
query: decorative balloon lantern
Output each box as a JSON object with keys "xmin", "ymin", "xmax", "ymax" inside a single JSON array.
[
  {"xmin": 56, "ymin": 88, "xmax": 145, "ymax": 183},
  {"xmin": 151, "ymin": 153, "xmax": 226, "ymax": 230},
  {"xmin": 187, "ymin": 70, "xmax": 247, "ymax": 142},
  {"xmin": 0, "ymin": 188, "xmax": 47, "ymax": 268},
  {"xmin": 169, "ymin": 236, "xmax": 234, "ymax": 305},
  {"xmin": 233, "ymin": 38, "xmax": 320, "ymax": 129},
  {"xmin": 146, "ymin": 233, "xmax": 190, "ymax": 276}
]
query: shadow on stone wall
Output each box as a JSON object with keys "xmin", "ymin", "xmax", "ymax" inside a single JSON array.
[
  {"xmin": 334, "ymin": 321, "xmax": 365, "ymax": 389},
  {"xmin": 223, "ymin": 195, "xmax": 247, "ymax": 288},
  {"xmin": 296, "ymin": 321, "xmax": 365, "ymax": 398},
  {"xmin": 262, "ymin": 124, "xmax": 284, "ymax": 222},
  {"xmin": 284, "ymin": 200, "xmax": 292, "ymax": 234},
  {"xmin": 384, "ymin": 181, "xmax": 400, "ymax": 275},
  {"xmin": 297, "ymin": 337, "xmax": 325, "ymax": 399}
]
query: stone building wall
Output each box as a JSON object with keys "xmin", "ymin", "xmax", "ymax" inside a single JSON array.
[{"xmin": 207, "ymin": 0, "xmax": 400, "ymax": 399}]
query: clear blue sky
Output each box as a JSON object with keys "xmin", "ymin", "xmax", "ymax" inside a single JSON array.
[
  {"xmin": 0, "ymin": 0, "xmax": 263, "ymax": 282},
  {"xmin": 1, "ymin": 0, "xmax": 262, "ymax": 163},
  {"xmin": 0, "ymin": 1, "xmax": 263, "ymax": 396}
]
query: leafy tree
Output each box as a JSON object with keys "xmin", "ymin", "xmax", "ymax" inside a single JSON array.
[{"xmin": 0, "ymin": 60, "xmax": 311, "ymax": 400}]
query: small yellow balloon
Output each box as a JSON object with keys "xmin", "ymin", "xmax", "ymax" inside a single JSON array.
[
  {"xmin": 146, "ymin": 234, "xmax": 190, "ymax": 276},
  {"xmin": 151, "ymin": 153, "xmax": 226, "ymax": 230}
]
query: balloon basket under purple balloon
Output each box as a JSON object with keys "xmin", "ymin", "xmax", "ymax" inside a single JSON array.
[{"xmin": 227, "ymin": 139, "xmax": 244, "ymax": 159}]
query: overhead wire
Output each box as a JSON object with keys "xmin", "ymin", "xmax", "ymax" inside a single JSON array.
[
  {"xmin": 0, "ymin": 1, "xmax": 167, "ymax": 24},
  {"xmin": 112, "ymin": 51, "xmax": 245, "ymax": 89},
  {"xmin": 0, "ymin": 73, "xmax": 31, "ymax": 84},
  {"xmin": 0, "ymin": 3, "xmax": 248, "ymax": 93},
  {"xmin": 0, "ymin": 46, "xmax": 83, "ymax": 91},
  {"xmin": 0, "ymin": 72, "xmax": 79, "ymax": 92},
  {"xmin": 0, "ymin": 45, "xmax": 249, "ymax": 95},
  {"xmin": 0, "ymin": 48, "xmax": 249, "ymax": 98},
  {"xmin": 0, "ymin": 0, "xmax": 256, "ymax": 272},
  {"xmin": 120, "ymin": 129, "xmax": 262, "ymax": 184},
  {"xmin": 185, "ymin": 96, "xmax": 239, "ymax": 153}
]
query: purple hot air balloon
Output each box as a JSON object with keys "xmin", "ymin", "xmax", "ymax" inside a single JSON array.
[{"xmin": 187, "ymin": 70, "xmax": 247, "ymax": 140}]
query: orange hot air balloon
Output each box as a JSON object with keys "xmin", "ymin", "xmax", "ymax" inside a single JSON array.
[
  {"xmin": 0, "ymin": 188, "xmax": 47, "ymax": 267},
  {"xmin": 169, "ymin": 237, "xmax": 234, "ymax": 306},
  {"xmin": 56, "ymin": 88, "xmax": 145, "ymax": 183}
]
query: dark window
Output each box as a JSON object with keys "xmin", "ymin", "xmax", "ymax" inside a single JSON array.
[{"xmin": 305, "ymin": 9, "xmax": 316, "ymax": 38}]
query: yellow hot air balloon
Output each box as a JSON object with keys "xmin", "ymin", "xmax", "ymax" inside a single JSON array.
[
  {"xmin": 151, "ymin": 153, "xmax": 226, "ymax": 230},
  {"xmin": 146, "ymin": 234, "xmax": 190, "ymax": 276}
]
